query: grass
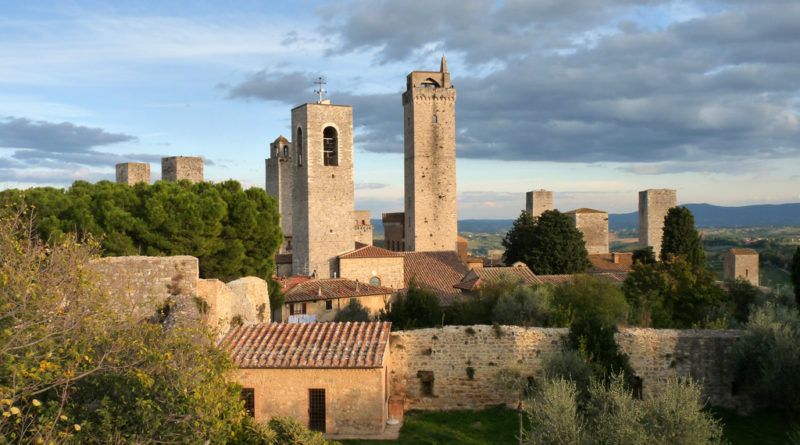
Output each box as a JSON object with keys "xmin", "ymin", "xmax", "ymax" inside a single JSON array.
[{"xmin": 340, "ymin": 405, "xmax": 795, "ymax": 445}]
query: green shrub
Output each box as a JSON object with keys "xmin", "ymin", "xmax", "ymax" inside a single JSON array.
[
  {"xmin": 567, "ymin": 316, "xmax": 638, "ymax": 391},
  {"xmin": 382, "ymin": 279, "xmax": 442, "ymax": 330},
  {"xmin": 541, "ymin": 349, "xmax": 594, "ymax": 397},
  {"xmin": 524, "ymin": 378, "xmax": 584, "ymax": 445},
  {"xmin": 492, "ymin": 283, "xmax": 553, "ymax": 327},
  {"xmin": 551, "ymin": 275, "xmax": 628, "ymax": 327},
  {"xmin": 268, "ymin": 416, "xmax": 338, "ymax": 445}
]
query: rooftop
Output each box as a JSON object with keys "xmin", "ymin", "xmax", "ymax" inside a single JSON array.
[
  {"xmin": 285, "ymin": 278, "xmax": 395, "ymax": 303},
  {"xmin": 564, "ymin": 208, "xmax": 607, "ymax": 214},
  {"xmin": 403, "ymin": 251, "xmax": 469, "ymax": 305},
  {"xmin": 588, "ymin": 253, "xmax": 634, "ymax": 273},
  {"xmin": 221, "ymin": 322, "xmax": 391, "ymax": 369},
  {"xmin": 339, "ymin": 244, "xmax": 403, "ymax": 259},
  {"xmin": 728, "ymin": 248, "xmax": 758, "ymax": 255},
  {"xmin": 454, "ymin": 265, "xmax": 539, "ymax": 291}
]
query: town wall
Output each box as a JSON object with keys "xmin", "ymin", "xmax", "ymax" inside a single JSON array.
[
  {"xmin": 197, "ymin": 279, "xmax": 233, "ymax": 333},
  {"xmin": 638, "ymin": 189, "xmax": 677, "ymax": 259},
  {"xmin": 115, "ymin": 162, "xmax": 150, "ymax": 185},
  {"xmin": 226, "ymin": 277, "xmax": 270, "ymax": 324},
  {"xmin": 161, "ymin": 156, "xmax": 204, "ymax": 183},
  {"xmin": 526, "ymin": 190, "xmax": 553, "ymax": 218},
  {"xmin": 389, "ymin": 325, "xmax": 742, "ymax": 411},
  {"xmin": 339, "ymin": 256, "xmax": 405, "ymax": 290}
]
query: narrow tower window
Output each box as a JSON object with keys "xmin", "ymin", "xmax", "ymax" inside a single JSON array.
[
  {"xmin": 283, "ymin": 145, "xmax": 289, "ymax": 157},
  {"xmin": 323, "ymin": 126, "xmax": 338, "ymax": 166},
  {"xmin": 432, "ymin": 114, "xmax": 438, "ymax": 123},
  {"xmin": 296, "ymin": 128, "xmax": 303, "ymax": 166}
]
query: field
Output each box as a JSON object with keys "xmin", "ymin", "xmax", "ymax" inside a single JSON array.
[{"xmin": 340, "ymin": 405, "xmax": 794, "ymax": 445}]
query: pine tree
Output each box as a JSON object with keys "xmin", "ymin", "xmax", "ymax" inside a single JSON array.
[{"xmin": 503, "ymin": 210, "xmax": 591, "ymax": 275}]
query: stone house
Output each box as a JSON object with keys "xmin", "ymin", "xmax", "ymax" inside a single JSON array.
[
  {"xmin": 222, "ymin": 322, "xmax": 392, "ymax": 437},
  {"xmin": 338, "ymin": 244, "xmax": 405, "ymax": 289},
  {"xmin": 278, "ymin": 278, "xmax": 395, "ymax": 322},
  {"xmin": 453, "ymin": 263, "xmax": 538, "ymax": 292}
]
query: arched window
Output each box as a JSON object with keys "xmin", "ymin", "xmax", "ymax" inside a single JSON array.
[
  {"xmin": 323, "ymin": 127, "xmax": 338, "ymax": 166},
  {"xmin": 283, "ymin": 145, "xmax": 289, "ymax": 157},
  {"xmin": 369, "ymin": 277, "xmax": 381, "ymax": 286},
  {"xmin": 296, "ymin": 128, "xmax": 303, "ymax": 166}
]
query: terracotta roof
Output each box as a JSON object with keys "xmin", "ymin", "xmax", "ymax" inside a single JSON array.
[
  {"xmin": 354, "ymin": 241, "xmax": 368, "ymax": 249},
  {"xmin": 565, "ymin": 208, "xmax": 607, "ymax": 214},
  {"xmin": 285, "ymin": 278, "xmax": 395, "ymax": 302},
  {"xmin": 272, "ymin": 135, "xmax": 289, "ymax": 144},
  {"xmin": 728, "ymin": 248, "xmax": 758, "ymax": 255},
  {"xmin": 275, "ymin": 253, "xmax": 292, "ymax": 264},
  {"xmin": 339, "ymin": 244, "xmax": 403, "ymax": 259},
  {"xmin": 221, "ymin": 322, "xmax": 391, "ymax": 369},
  {"xmin": 588, "ymin": 253, "xmax": 634, "ymax": 273},
  {"xmin": 454, "ymin": 265, "xmax": 539, "ymax": 291},
  {"xmin": 403, "ymin": 251, "xmax": 469, "ymax": 305}
]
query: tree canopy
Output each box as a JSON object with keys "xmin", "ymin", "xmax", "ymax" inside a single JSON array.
[
  {"xmin": 792, "ymin": 246, "xmax": 800, "ymax": 308},
  {"xmin": 0, "ymin": 179, "xmax": 282, "ymax": 281},
  {"xmin": 502, "ymin": 210, "xmax": 591, "ymax": 275},
  {"xmin": 660, "ymin": 206, "xmax": 704, "ymax": 267}
]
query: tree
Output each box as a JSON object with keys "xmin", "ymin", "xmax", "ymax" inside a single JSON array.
[
  {"xmin": 660, "ymin": 206, "xmax": 704, "ymax": 267},
  {"xmin": 792, "ymin": 246, "xmax": 800, "ymax": 309},
  {"xmin": 334, "ymin": 299, "xmax": 371, "ymax": 322},
  {"xmin": 550, "ymin": 275, "xmax": 628, "ymax": 327},
  {"xmin": 382, "ymin": 279, "xmax": 441, "ymax": 330},
  {"xmin": 632, "ymin": 247, "xmax": 656, "ymax": 265},
  {"xmin": 503, "ymin": 210, "xmax": 591, "ymax": 275}
]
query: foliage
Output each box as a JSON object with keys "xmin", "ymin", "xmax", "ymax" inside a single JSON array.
[
  {"xmin": 502, "ymin": 210, "xmax": 591, "ymax": 275},
  {"xmin": 541, "ymin": 350, "xmax": 594, "ymax": 397},
  {"xmin": 383, "ymin": 279, "xmax": 442, "ymax": 330},
  {"xmin": 734, "ymin": 303, "xmax": 800, "ymax": 418},
  {"xmin": 623, "ymin": 256, "xmax": 723, "ymax": 328},
  {"xmin": 334, "ymin": 299, "xmax": 371, "ymax": 322},
  {"xmin": 550, "ymin": 275, "xmax": 628, "ymax": 327},
  {"xmin": 523, "ymin": 378, "xmax": 583, "ymax": 445},
  {"xmin": 792, "ymin": 246, "xmax": 800, "ymax": 308},
  {"xmin": 632, "ymin": 247, "xmax": 656, "ymax": 265},
  {"xmin": 267, "ymin": 277, "xmax": 287, "ymax": 312},
  {"xmin": 0, "ymin": 179, "xmax": 282, "ymax": 282},
  {"xmin": 566, "ymin": 317, "xmax": 639, "ymax": 392},
  {"xmin": 268, "ymin": 416, "xmax": 338, "ymax": 445},
  {"xmin": 447, "ymin": 276, "xmax": 550, "ymax": 326},
  {"xmin": 724, "ymin": 278, "xmax": 763, "ymax": 324},
  {"xmin": 661, "ymin": 206, "xmax": 705, "ymax": 267},
  {"xmin": 492, "ymin": 284, "xmax": 553, "ymax": 327}
]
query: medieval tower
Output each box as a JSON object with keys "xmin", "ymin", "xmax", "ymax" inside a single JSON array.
[
  {"xmin": 638, "ymin": 189, "xmax": 677, "ymax": 259},
  {"xmin": 403, "ymin": 57, "xmax": 457, "ymax": 252},
  {"xmin": 265, "ymin": 136, "xmax": 294, "ymax": 254},
  {"xmin": 291, "ymin": 100, "xmax": 355, "ymax": 278},
  {"xmin": 526, "ymin": 189, "xmax": 553, "ymax": 218}
]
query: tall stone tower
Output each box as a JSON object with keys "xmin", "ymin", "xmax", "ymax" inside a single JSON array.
[
  {"xmin": 266, "ymin": 136, "xmax": 294, "ymax": 254},
  {"xmin": 638, "ymin": 189, "xmax": 677, "ymax": 259},
  {"xmin": 565, "ymin": 208, "xmax": 609, "ymax": 254},
  {"xmin": 526, "ymin": 190, "xmax": 553, "ymax": 218},
  {"xmin": 161, "ymin": 156, "xmax": 203, "ymax": 183},
  {"xmin": 116, "ymin": 162, "xmax": 150, "ymax": 185},
  {"xmin": 403, "ymin": 57, "xmax": 457, "ymax": 252},
  {"xmin": 291, "ymin": 101, "xmax": 355, "ymax": 278}
]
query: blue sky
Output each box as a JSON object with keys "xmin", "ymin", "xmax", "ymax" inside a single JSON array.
[{"xmin": 1, "ymin": 0, "xmax": 799, "ymax": 218}]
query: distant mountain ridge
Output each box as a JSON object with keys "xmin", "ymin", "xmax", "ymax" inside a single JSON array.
[{"xmin": 371, "ymin": 202, "xmax": 800, "ymax": 235}]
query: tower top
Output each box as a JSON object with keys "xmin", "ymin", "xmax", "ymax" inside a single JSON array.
[
  {"xmin": 440, "ymin": 56, "xmax": 448, "ymax": 73},
  {"xmin": 313, "ymin": 76, "xmax": 327, "ymax": 104}
]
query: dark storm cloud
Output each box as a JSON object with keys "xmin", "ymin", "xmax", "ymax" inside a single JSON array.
[
  {"xmin": 0, "ymin": 116, "xmax": 136, "ymax": 153},
  {"xmin": 225, "ymin": 0, "xmax": 800, "ymax": 171},
  {"xmin": 223, "ymin": 70, "xmax": 318, "ymax": 103}
]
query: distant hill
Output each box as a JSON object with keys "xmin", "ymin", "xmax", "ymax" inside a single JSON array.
[{"xmin": 373, "ymin": 203, "xmax": 800, "ymax": 236}]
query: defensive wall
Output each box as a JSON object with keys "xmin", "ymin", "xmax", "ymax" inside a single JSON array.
[{"xmin": 389, "ymin": 325, "xmax": 743, "ymax": 411}]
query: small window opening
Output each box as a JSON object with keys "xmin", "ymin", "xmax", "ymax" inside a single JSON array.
[
  {"xmin": 731, "ymin": 380, "xmax": 741, "ymax": 396},
  {"xmin": 417, "ymin": 370, "xmax": 434, "ymax": 396},
  {"xmin": 325, "ymin": 300, "xmax": 333, "ymax": 310},
  {"xmin": 432, "ymin": 114, "xmax": 437, "ymax": 123},
  {"xmin": 308, "ymin": 389, "xmax": 326, "ymax": 432},
  {"xmin": 283, "ymin": 145, "xmax": 289, "ymax": 157},
  {"xmin": 370, "ymin": 277, "xmax": 381, "ymax": 286},
  {"xmin": 296, "ymin": 128, "xmax": 303, "ymax": 166},
  {"xmin": 290, "ymin": 303, "xmax": 307, "ymax": 315},
  {"xmin": 745, "ymin": 269, "xmax": 749, "ymax": 277},
  {"xmin": 241, "ymin": 388, "xmax": 255, "ymax": 417},
  {"xmin": 632, "ymin": 376, "xmax": 643, "ymax": 400},
  {"xmin": 323, "ymin": 126, "xmax": 338, "ymax": 166}
]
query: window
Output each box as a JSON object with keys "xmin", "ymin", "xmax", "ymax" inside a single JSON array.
[
  {"xmin": 241, "ymin": 388, "xmax": 255, "ymax": 417},
  {"xmin": 325, "ymin": 300, "xmax": 333, "ymax": 310},
  {"xmin": 283, "ymin": 145, "xmax": 289, "ymax": 157},
  {"xmin": 369, "ymin": 276, "xmax": 381, "ymax": 286},
  {"xmin": 289, "ymin": 302, "xmax": 307, "ymax": 315},
  {"xmin": 323, "ymin": 126, "xmax": 338, "ymax": 166},
  {"xmin": 308, "ymin": 389, "xmax": 326, "ymax": 432},
  {"xmin": 432, "ymin": 114, "xmax": 437, "ymax": 123},
  {"xmin": 296, "ymin": 128, "xmax": 303, "ymax": 166},
  {"xmin": 417, "ymin": 370, "xmax": 434, "ymax": 396}
]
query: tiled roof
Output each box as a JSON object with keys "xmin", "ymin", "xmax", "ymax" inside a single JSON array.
[
  {"xmin": 285, "ymin": 278, "xmax": 395, "ymax": 302},
  {"xmin": 588, "ymin": 253, "xmax": 634, "ymax": 273},
  {"xmin": 728, "ymin": 248, "xmax": 758, "ymax": 255},
  {"xmin": 275, "ymin": 253, "xmax": 292, "ymax": 264},
  {"xmin": 272, "ymin": 135, "xmax": 289, "ymax": 144},
  {"xmin": 279, "ymin": 275, "xmax": 313, "ymax": 293},
  {"xmin": 564, "ymin": 208, "xmax": 607, "ymax": 214},
  {"xmin": 454, "ymin": 265, "xmax": 539, "ymax": 291},
  {"xmin": 339, "ymin": 244, "xmax": 403, "ymax": 259},
  {"xmin": 354, "ymin": 241, "xmax": 368, "ymax": 249},
  {"xmin": 221, "ymin": 322, "xmax": 391, "ymax": 369},
  {"xmin": 403, "ymin": 251, "xmax": 469, "ymax": 305}
]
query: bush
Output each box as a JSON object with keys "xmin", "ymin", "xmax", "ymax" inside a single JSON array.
[
  {"xmin": 567, "ymin": 316, "xmax": 639, "ymax": 392},
  {"xmin": 382, "ymin": 279, "xmax": 441, "ymax": 329},
  {"xmin": 492, "ymin": 283, "xmax": 552, "ymax": 327},
  {"xmin": 334, "ymin": 299, "xmax": 371, "ymax": 322},
  {"xmin": 524, "ymin": 378, "xmax": 584, "ymax": 445},
  {"xmin": 551, "ymin": 275, "xmax": 628, "ymax": 327},
  {"xmin": 541, "ymin": 349, "xmax": 594, "ymax": 397},
  {"xmin": 268, "ymin": 416, "xmax": 338, "ymax": 445}
]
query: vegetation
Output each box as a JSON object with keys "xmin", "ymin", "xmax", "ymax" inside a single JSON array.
[
  {"xmin": 0, "ymin": 179, "xmax": 282, "ymax": 281},
  {"xmin": 661, "ymin": 206, "xmax": 705, "ymax": 267},
  {"xmin": 383, "ymin": 279, "xmax": 442, "ymax": 329},
  {"xmin": 549, "ymin": 275, "xmax": 628, "ymax": 327},
  {"xmin": 334, "ymin": 299, "xmax": 371, "ymax": 322},
  {"xmin": 502, "ymin": 210, "xmax": 591, "ymax": 275},
  {"xmin": 792, "ymin": 246, "xmax": 800, "ymax": 307}
]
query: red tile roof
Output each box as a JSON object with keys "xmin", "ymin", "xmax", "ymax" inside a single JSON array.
[
  {"xmin": 403, "ymin": 251, "xmax": 469, "ymax": 305},
  {"xmin": 454, "ymin": 265, "xmax": 539, "ymax": 291},
  {"xmin": 339, "ymin": 244, "xmax": 403, "ymax": 259},
  {"xmin": 285, "ymin": 278, "xmax": 395, "ymax": 302},
  {"xmin": 588, "ymin": 253, "xmax": 634, "ymax": 273},
  {"xmin": 534, "ymin": 272, "xmax": 628, "ymax": 285},
  {"xmin": 221, "ymin": 322, "xmax": 391, "ymax": 369}
]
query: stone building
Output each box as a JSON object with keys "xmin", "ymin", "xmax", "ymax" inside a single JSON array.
[
  {"xmin": 565, "ymin": 208, "xmax": 609, "ymax": 254},
  {"xmin": 526, "ymin": 189, "xmax": 553, "ymax": 218},
  {"xmin": 354, "ymin": 210, "xmax": 374, "ymax": 246},
  {"xmin": 638, "ymin": 189, "xmax": 677, "ymax": 259},
  {"xmin": 222, "ymin": 322, "xmax": 392, "ymax": 437},
  {"xmin": 115, "ymin": 162, "xmax": 150, "ymax": 185},
  {"xmin": 291, "ymin": 101, "xmax": 355, "ymax": 278},
  {"xmin": 266, "ymin": 135, "xmax": 294, "ymax": 254},
  {"xmin": 723, "ymin": 248, "xmax": 759, "ymax": 286},
  {"xmin": 278, "ymin": 278, "xmax": 395, "ymax": 322},
  {"xmin": 403, "ymin": 57, "xmax": 458, "ymax": 252},
  {"xmin": 161, "ymin": 156, "xmax": 204, "ymax": 183},
  {"xmin": 382, "ymin": 212, "xmax": 405, "ymax": 252},
  {"xmin": 339, "ymin": 244, "xmax": 405, "ymax": 290}
]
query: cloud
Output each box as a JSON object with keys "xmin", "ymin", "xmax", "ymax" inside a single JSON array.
[
  {"xmin": 223, "ymin": 70, "xmax": 318, "ymax": 103},
  {"xmin": 355, "ymin": 182, "xmax": 390, "ymax": 190}
]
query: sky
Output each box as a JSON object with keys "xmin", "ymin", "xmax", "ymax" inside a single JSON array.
[{"xmin": 1, "ymin": 0, "xmax": 799, "ymax": 219}]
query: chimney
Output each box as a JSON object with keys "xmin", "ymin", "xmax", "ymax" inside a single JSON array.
[
  {"xmin": 355, "ymin": 279, "xmax": 359, "ymax": 292},
  {"xmin": 318, "ymin": 287, "xmax": 322, "ymax": 297},
  {"xmin": 612, "ymin": 253, "xmax": 620, "ymax": 264}
]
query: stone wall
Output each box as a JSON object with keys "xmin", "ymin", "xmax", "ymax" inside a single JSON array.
[
  {"xmin": 638, "ymin": 189, "xmax": 677, "ymax": 259},
  {"xmin": 723, "ymin": 250, "xmax": 760, "ymax": 286},
  {"xmin": 389, "ymin": 325, "xmax": 742, "ymax": 411},
  {"xmin": 339, "ymin": 256, "xmax": 405, "ymax": 290},
  {"xmin": 227, "ymin": 277, "xmax": 270, "ymax": 324},
  {"xmin": 568, "ymin": 210, "xmax": 609, "ymax": 254},
  {"xmin": 526, "ymin": 190, "xmax": 553, "ymax": 218},
  {"xmin": 197, "ymin": 279, "xmax": 232, "ymax": 332},
  {"xmin": 354, "ymin": 210, "xmax": 374, "ymax": 246},
  {"xmin": 266, "ymin": 137, "xmax": 294, "ymax": 254},
  {"xmin": 161, "ymin": 156, "xmax": 204, "ymax": 183},
  {"xmin": 115, "ymin": 162, "xmax": 150, "ymax": 185}
]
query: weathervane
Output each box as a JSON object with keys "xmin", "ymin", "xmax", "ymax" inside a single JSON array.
[{"xmin": 314, "ymin": 76, "xmax": 327, "ymax": 103}]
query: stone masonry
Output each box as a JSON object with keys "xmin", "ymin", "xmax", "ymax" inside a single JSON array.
[
  {"xmin": 526, "ymin": 190, "xmax": 553, "ymax": 218},
  {"xmin": 382, "ymin": 212, "xmax": 405, "ymax": 252},
  {"xmin": 161, "ymin": 156, "xmax": 204, "ymax": 183},
  {"xmin": 389, "ymin": 325, "xmax": 743, "ymax": 411},
  {"xmin": 723, "ymin": 249, "xmax": 760, "ymax": 286},
  {"xmin": 403, "ymin": 57, "xmax": 457, "ymax": 252},
  {"xmin": 566, "ymin": 208, "xmax": 609, "ymax": 254},
  {"xmin": 354, "ymin": 210, "xmax": 374, "ymax": 246},
  {"xmin": 115, "ymin": 162, "xmax": 150, "ymax": 185},
  {"xmin": 266, "ymin": 136, "xmax": 294, "ymax": 253},
  {"xmin": 638, "ymin": 189, "xmax": 677, "ymax": 259},
  {"xmin": 291, "ymin": 102, "xmax": 355, "ymax": 278}
]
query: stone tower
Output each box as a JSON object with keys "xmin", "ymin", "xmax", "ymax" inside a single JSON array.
[
  {"xmin": 638, "ymin": 189, "xmax": 677, "ymax": 259},
  {"xmin": 403, "ymin": 57, "xmax": 457, "ymax": 252},
  {"xmin": 266, "ymin": 135, "xmax": 294, "ymax": 254},
  {"xmin": 723, "ymin": 248, "xmax": 759, "ymax": 286},
  {"xmin": 291, "ymin": 101, "xmax": 355, "ymax": 278},
  {"xmin": 115, "ymin": 162, "xmax": 150, "ymax": 185},
  {"xmin": 161, "ymin": 156, "xmax": 203, "ymax": 183},
  {"xmin": 565, "ymin": 208, "xmax": 609, "ymax": 254},
  {"xmin": 526, "ymin": 190, "xmax": 553, "ymax": 218}
]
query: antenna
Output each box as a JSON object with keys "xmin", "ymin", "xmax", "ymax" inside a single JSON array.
[{"xmin": 314, "ymin": 76, "xmax": 327, "ymax": 103}]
